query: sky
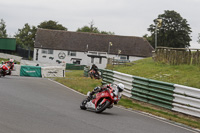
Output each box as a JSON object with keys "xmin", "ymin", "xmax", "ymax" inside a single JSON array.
[{"xmin": 1, "ymin": 0, "xmax": 200, "ymax": 48}]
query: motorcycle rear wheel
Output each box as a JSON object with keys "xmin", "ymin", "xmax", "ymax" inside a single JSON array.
[{"xmin": 95, "ymin": 100, "xmax": 110, "ymax": 113}]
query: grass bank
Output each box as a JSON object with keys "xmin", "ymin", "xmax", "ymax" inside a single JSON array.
[
  {"xmin": 107, "ymin": 58, "xmax": 200, "ymax": 89},
  {"xmin": 0, "ymin": 58, "xmax": 20, "ymax": 64},
  {"xmin": 55, "ymin": 70, "xmax": 200, "ymax": 130},
  {"xmin": 0, "ymin": 58, "xmax": 9, "ymax": 62}
]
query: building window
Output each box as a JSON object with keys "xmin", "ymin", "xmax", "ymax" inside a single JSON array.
[
  {"xmin": 71, "ymin": 52, "xmax": 76, "ymax": 56},
  {"xmin": 42, "ymin": 49, "xmax": 48, "ymax": 54},
  {"xmin": 73, "ymin": 60, "xmax": 80, "ymax": 64},
  {"xmin": 42, "ymin": 49, "xmax": 53, "ymax": 54},
  {"xmin": 91, "ymin": 57, "xmax": 94, "ymax": 63},
  {"xmin": 68, "ymin": 51, "xmax": 76, "ymax": 56},
  {"xmin": 71, "ymin": 58, "xmax": 81, "ymax": 65},
  {"xmin": 48, "ymin": 49, "xmax": 54, "ymax": 54},
  {"xmin": 99, "ymin": 58, "xmax": 102, "ymax": 64},
  {"xmin": 120, "ymin": 56, "xmax": 127, "ymax": 60}
]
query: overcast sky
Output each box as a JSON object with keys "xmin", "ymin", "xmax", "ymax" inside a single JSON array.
[{"xmin": 1, "ymin": 0, "xmax": 200, "ymax": 48}]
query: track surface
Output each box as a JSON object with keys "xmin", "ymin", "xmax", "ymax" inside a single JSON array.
[{"xmin": 0, "ymin": 76, "xmax": 198, "ymax": 133}]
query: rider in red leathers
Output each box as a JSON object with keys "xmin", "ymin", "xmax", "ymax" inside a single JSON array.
[{"xmin": 87, "ymin": 83, "xmax": 124, "ymax": 104}]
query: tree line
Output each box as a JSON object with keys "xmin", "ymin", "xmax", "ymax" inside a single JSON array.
[
  {"xmin": 0, "ymin": 10, "xmax": 199, "ymax": 50},
  {"xmin": 0, "ymin": 20, "xmax": 114, "ymax": 50}
]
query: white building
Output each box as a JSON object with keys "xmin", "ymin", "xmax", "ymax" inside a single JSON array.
[{"xmin": 33, "ymin": 29, "xmax": 154, "ymax": 69}]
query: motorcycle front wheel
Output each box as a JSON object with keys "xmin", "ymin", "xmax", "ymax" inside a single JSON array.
[
  {"xmin": 95, "ymin": 100, "xmax": 110, "ymax": 113},
  {"xmin": 80, "ymin": 99, "xmax": 87, "ymax": 110}
]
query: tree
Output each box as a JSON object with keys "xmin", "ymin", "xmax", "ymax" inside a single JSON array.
[
  {"xmin": 198, "ymin": 33, "xmax": 200, "ymax": 44},
  {"xmin": 38, "ymin": 20, "xmax": 67, "ymax": 30},
  {"xmin": 15, "ymin": 23, "xmax": 37, "ymax": 50},
  {"xmin": 0, "ymin": 19, "xmax": 8, "ymax": 38},
  {"xmin": 145, "ymin": 10, "xmax": 192, "ymax": 48},
  {"xmin": 77, "ymin": 21, "xmax": 114, "ymax": 35}
]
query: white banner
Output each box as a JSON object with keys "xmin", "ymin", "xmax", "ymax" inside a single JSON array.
[
  {"xmin": 41, "ymin": 66, "xmax": 65, "ymax": 78},
  {"xmin": 20, "ymin": 60, "xmax": 66, "ymax": 67}
]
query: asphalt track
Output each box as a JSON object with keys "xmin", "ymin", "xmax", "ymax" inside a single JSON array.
[{"xmin": 0, "ymin": 76, "xmax": 199, "ymax": 133}]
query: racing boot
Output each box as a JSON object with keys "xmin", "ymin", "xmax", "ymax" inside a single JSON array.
[{"xmin": 87, "ymin": 91, "xmax": 95, "ymax": 101}]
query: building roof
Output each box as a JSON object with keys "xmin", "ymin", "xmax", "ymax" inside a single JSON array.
[{"xmin": 34, "ymin": 28, "xmax": 154, "ymax": 57}]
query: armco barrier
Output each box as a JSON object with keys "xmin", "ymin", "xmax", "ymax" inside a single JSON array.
[
  {"xmin": 172, "ymin": 84, "xmax": 200, "ymax": 118},
  {"xmin": 132, "ymin": 76, "xmax": 174, "ymax": 109},
  {"xmin": 101, "ymin": 69, "xmax": 200, "ymax": 118},
  {"xmin": 101, "ymin": 69, "xmax": 114, "ymax": 85}
]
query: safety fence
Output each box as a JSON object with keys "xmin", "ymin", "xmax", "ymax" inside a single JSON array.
[
  {"xmin": 154, "ymin": 47, "xmax": 200, "ymax": 65},
  {"xmin": 101, "ymin": 69, "xmax": 200, "ymax": 118},
  {"xmin": 11, "ymin": 65, "xmax": 65, "ymax": 78}
]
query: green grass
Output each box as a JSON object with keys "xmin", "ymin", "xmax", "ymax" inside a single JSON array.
[
  {"xmin": 54, "ymin": 70, "xmax": 102, "ymax": 94},
  {"xmin": 119, "ymin": 97, "xmax": 200, "ymax": 129},
  {"xmin": 54, "ymin": 70, "xmax": 200, "ymax": 129},
  {"xmin": 108, "ymin": 58, "xmax": 200, "ymax": 88},
  {"xmin": 0, "ymin": 58, "xmax": 20, "ymax": 64},
  {"xmin": 0, "ymin": 58, "xmax": 9, "ymax": 62}
]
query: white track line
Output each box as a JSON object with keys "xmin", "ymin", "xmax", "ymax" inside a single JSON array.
[{"xmin": 48, "ymin": 79, "xmax": 200, "ymax": 133}]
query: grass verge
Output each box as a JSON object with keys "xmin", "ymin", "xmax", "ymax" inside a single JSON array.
[
  {"xmin": 54, "ymin": 70, "xmax": 200, "ymax": 130},
  {"xmin": 107, "ymin": 58, "xmax": 200, "ymax": 89},
  {"xmin": 0, "ymin": 58, "xmax": 20, "ymax": 64}
]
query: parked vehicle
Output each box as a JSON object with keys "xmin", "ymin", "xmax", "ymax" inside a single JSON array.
[{"xmin": 80, "ymin": 84, "xmax": 122, "ymax": 113}]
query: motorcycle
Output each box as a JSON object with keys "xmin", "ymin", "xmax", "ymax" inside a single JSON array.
[
  {"xmin": 80, "ymin": 84, "xmax": 121, "ymax": 113},
  {"xmin": 88, "ymin": 69, "xmax": 101, "ymax": 79},
  {"xmin": 0, "ymin": 64, "xmax": 9, "ymax": 77},
  {"xmin": 5, "ymin": 61, "xmax": 14, "ymax": 75}
]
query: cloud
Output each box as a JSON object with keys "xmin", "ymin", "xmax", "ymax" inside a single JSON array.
[{"xmin": 0, "ymin": 0, "xmax": 200, "ymax": 48}]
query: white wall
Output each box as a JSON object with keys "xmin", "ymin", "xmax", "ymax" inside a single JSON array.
[
  {"xmin": 33, "ymin": 48, "xmax": 107, "ymax": 69},
  {"xmin": 108, "ymin": 54, "xmax": 144, "ymax": 62},
  {"xmin": 33, "ymin": 48, "xmax": 145, "ymax": 69}
]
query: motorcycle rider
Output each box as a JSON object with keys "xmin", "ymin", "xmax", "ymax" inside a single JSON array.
[
  {"xmin": 8, "ymin": 58, "xmax": 15, "ymax": 70},
  {"xmin": 87, "ymin": 83, "xmax": 125, "ymax": 104},
  {"xmin": 89, "ymin": 64, "xmax": 100, "ymax": 77}
]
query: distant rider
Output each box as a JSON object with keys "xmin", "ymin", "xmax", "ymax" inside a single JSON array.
[{"xmin": 89, "ymin": 64, "xmax": 100, "ymax": 76}]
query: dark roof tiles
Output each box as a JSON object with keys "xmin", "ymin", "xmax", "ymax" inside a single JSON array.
[{"xmin": 34, "ymin": 28, "xmax": 154, "ymax": 57}]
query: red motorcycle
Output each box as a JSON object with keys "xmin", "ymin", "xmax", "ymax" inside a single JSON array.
[
  {"xmin": 80, "ymin": 84, "xmax": 121, "ymax": 113},
  {"xmin": 0, "ymin": 64, "xmax": 9, "ymax": 77}
]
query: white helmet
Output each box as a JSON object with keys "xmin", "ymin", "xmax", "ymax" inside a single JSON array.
[{"xmin": 117, "ymin": 83, "xmax": 124, "ymax": 92}]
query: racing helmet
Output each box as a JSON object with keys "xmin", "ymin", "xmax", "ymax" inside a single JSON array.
[
  {"xmin": 9, "ymin": 59, "xmax": 14, "ymax": 62},
  {"xmin": 117, "ymin": 83, "xmax": 124, "ymax": 92}
]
